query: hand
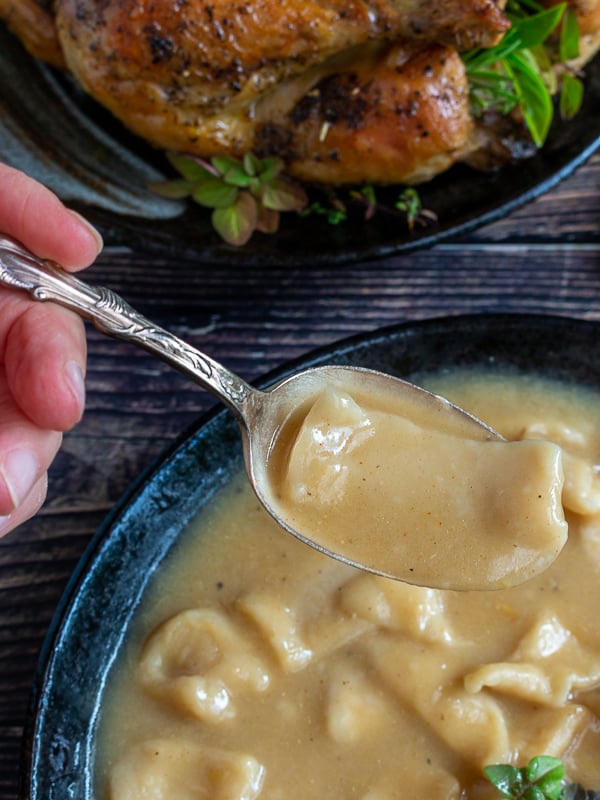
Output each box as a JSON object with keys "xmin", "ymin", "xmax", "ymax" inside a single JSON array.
[{"xmin": 0, "ymin": 164, "xmax": 103, "ymax": 537}]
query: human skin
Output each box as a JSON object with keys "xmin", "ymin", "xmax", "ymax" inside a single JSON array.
[{"xmin": 0, "ymin": 163, "xmax": 103, "ymax": 537}]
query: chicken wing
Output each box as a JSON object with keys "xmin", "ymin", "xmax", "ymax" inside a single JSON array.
[{"xmin": 0, "ymin": 0, "xmax": 64, "ymax": 67}]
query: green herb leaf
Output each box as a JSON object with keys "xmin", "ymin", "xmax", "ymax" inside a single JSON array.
[
  {"xmin": 525, "ymin": 756, "xmax": 565, "ymax": 785},
  {"xmin": 560, "ymin": 72, "xmax": 584, "ymax": 119},
  {"xmin": 192, "ymin": 178, "xmax": 239, "ymax": 208},
  {"xmin": 210, "ymin": 154, "xmax": 240, "ymax": 176},
  {"xmin": 152, "ymin": 153, "xmax": 427, "ymax": 243},
  {"xmin": 212, "ymin": 191, "xmax": 257, "ymax": 246},
  {"xmin": 259, "ymin": 157, "xmax": 285, "ymax": 182},
  {"xmin": 243, "ymin": 152, "xmax": 261, "ymax": 177},
  {"xmin": 462, "ymin": 5, "xmax": 564, "ymax": 72},
  {"xmin": 466, "ymin": 68, "xmax": 519, "ymax": 115},
  {"xmin": 484, "ymin": 756, "xmax": 566, "ymax": 800},
  {"xmin": 505, "ymin": 49, "xmax": 554, "ymax": 146},
  {"xmin": 560, "ymin": 8, "xmax": 580, "ymax": 62},
  {"xmin": 395, "ymin": 187, "xmax": 425, "ymax": 230},
  {"xmin": 260, "ymin": 178, "xmax": 308, "ymax": 212},
  {"xmin": 355, "ymin": 185, "xmax": 378, "ymax": 219},
  {"xmin": 166, "ymin": 151, "xmax": 214, "ymax": 182},
  {"xmin": 301, "ymin": 199, "xmax": 348, "ymax": 225},
  {"xmin": 507, "ymin": 4, "xmax": 566, "ymax": 50},
  {"xmin": 221, "ymin": 163, "xmax": 254, "ymax": 188},
  {"xmin": 485, "ymin": 764, "xmax": 522, "ymax": 797},
  {"xmin": 463, "ymin": 0, "xmax": 583, "ymax": 147}
]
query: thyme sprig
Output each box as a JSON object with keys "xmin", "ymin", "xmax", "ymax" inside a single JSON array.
[{"xmin": 302, "ymin": 186, "xmax": 437, "ymax": 231}]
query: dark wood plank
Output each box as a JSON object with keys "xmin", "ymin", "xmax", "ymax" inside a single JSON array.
[{"xmin": 465, "ymin": 151, "xmax": 600, "ymax": 243}]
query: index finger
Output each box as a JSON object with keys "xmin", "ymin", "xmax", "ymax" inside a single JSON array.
[{"xmin": 0, "ymin": 163, "xmax": 103, "ymax": 270}]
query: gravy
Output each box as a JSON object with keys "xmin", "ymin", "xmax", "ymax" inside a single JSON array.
[
  {"xmin": 267, "ymin": 381, "xmax": 567, "ymax": 589},
  {"xmin": 97, "ymin": 371, "xmax": 600, "ymax": 800}
]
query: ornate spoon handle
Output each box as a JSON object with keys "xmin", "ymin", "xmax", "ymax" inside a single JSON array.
[{"xmin": 0, "ymin": 234, "xmax": 253, "ymax": 412}]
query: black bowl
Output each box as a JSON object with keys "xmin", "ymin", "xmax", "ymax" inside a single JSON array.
[
  {"xmin": 1, "ymin": 21, "xmax": 599, "ymax": 267},
  {"xmin": 20, "ymin": 313, "xmax": 600, "ymax": 797}
]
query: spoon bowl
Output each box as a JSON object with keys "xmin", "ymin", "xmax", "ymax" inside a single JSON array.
[
  {"xmin": 241, "ymin": 362, "xmax": 503, "ymax": 569},
  {"xmin": 0, "ymin": 234, "xmax": 566, "ymax": 589}
]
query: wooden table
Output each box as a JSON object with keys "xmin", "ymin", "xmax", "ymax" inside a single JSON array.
[{"xmin": 0, "ymin": 151, "xmax": 598, "ymax": 798}]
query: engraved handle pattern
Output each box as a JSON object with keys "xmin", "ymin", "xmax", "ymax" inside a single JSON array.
[{"xmin": 0, "ymin": 234, "xmax": 253, "ymax": 411}]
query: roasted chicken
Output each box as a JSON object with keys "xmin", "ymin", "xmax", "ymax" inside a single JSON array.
[
  {"xmin": 48, "ymin": 0, "xmax": 510, "ymax": 184},
  {"xmin": 0, "ymin": 0, "xmax": 64, "ymax": 67},
  {"xmin": 0, "ymin": 0, "xmax": 598, "ymax": 186}
]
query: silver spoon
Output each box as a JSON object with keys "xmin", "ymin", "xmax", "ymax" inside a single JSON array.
[{"xmin": 0, "ymin": 233, "xmax": 523, "ymax": 587}]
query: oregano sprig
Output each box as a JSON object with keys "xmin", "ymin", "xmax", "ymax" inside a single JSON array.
[
  {"xmin": 484, "ymin": 756, "xmax": 600, "ymax": 800},
  {"xmin": 485, "ymin": 756, "xmax": 566, "ymax": 800},
  {"xmin": 151, "ymin": 151, "xmax": 308, "ymax": 246}
]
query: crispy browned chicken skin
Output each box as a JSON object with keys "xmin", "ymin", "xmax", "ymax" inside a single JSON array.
[
  {"xmin": 48, "ymin": 0, "xmax": 508, "ymax": 184},
  {"xmin": 266, "ymin": 42, "xmax": 475, "ymax": 185},
  {"xmin": 1, "ymin": 0, "xmax": 598, "ymax": 185}
]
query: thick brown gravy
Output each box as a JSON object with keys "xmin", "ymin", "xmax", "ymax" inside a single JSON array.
[
  {"xmin": 97, "ymin": 371, "xmax": 600, "ymax": 799},
  {"xmin": 266, "ymin": 378, "xmax": 567, "ymax": 590}
]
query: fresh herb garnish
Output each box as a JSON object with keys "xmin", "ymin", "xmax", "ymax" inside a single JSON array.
[
  {"xmin": 302, "ymin": 186, "xmax": 437, "ymax": 231},
  {"xmin": 559, "ymin": 7, "xmax": 581, "ymax": 62},
  {"xmin": 302, "ymin": 198, "xmax": 349, "ymax": 226},
  {"xmin": 485, "ymin": 755, "xmax": 566, "ymax": 800},
  {"xmin": 153, "ymin": 154, "xmax": 436, "ymax": 244},
  {"xmin": 484, "ymin": 756, "xmax": 600, "ymax": 800},
  {"xmin": 463, "ymin": 1, "xmax": 584, "ymax": 146},
  {"xmin": 150, "ymin": 151, "xmax": 308, "ymax": 246}
]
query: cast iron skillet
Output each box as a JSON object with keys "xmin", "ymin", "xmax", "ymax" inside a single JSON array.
[
  {"xmin": 1, "ymin": 21, "xmax": 599, "ymax": 266},
  {"xmin": 20, "ymin": 313, "xmax": 600, "ymax": 798}
]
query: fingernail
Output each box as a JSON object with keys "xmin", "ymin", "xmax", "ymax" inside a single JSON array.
[
  {"xmin": 65, "ymin": 360, "xmax": 86, "ymax": 415},
  {"xmin": 68, "ymin": 210, "xmax": 104, "ymax": 254},
  {"xmin": 0, "ymin": 449, "xmax": 40, "ymax": 509}
]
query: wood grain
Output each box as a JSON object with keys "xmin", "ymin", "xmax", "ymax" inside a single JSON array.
[{"xmin": 0, "ymin": 151, "xmax": 598, "ymax": 799}]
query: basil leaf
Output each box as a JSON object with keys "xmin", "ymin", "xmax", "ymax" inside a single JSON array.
[
  {"xmin": 525, "ymin": 756, "xmax": 565, "ymax": 785},
  {"xmin": 560, "ymin": 72, "xmax": 584, "ymax": 119},
  {"xmin": 508, "ymin": 4, "xmax": 566, "ymax": 49},
  {"xmin": 560, "ymin": 7, "xmax": 580, "ymax": 61},
  {"xmin": 484, "ymin": 764, "xmax": 522, "ymax": 796},
  {"xmin": 505, "ymin": 50, "xmax": 554, "ymax": 146}
]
